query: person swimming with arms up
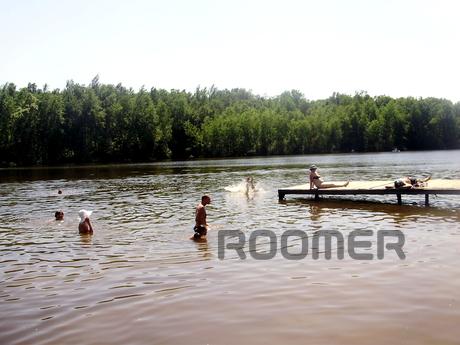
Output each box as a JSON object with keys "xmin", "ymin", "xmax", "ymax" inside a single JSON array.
[
  {"xmin": 78, "ymin": 209, "xmax": 94, "ymax": 234},
  {"xmin": 309, "ymin": 165, "xmax": 349, "ymax": 189},
  {"xmin": 245, "ymin": 176, "xmax": 256, "ymax": 195},
  {"xmin": 192, "ymin": 195, "xmax": 211, "ymax": 240}
]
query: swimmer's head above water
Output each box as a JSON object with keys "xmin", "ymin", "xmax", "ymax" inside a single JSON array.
[
  {"xmin": 201, "ymin": 195, "xmax": 211, "ymax": 205},
  {"xmin": 55, "ymin": 210, "xmax": 64, "ymax": 220}
]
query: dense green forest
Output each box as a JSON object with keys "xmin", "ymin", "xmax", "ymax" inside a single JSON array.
[{"xmin": 1, "ymin": 77, "xmax": 459, "ymax": 166}]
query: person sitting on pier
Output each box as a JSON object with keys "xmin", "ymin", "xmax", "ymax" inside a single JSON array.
[
  {"xmin": 388, "ymin": 175, "xmax": 431, "ymax": 189},
  {"xmin": 309, "ymin": 165, "xmax": 349, "ymax": 189}
]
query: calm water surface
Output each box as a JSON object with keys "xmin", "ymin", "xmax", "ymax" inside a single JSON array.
[{"xmin": 1, "ymin": 151, "xmax": 460, "ymax": 345}]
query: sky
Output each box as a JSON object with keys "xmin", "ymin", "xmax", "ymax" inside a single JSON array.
[{"xmin": 1, "ymin": 0, "xmax": 459, "ymax": 101}]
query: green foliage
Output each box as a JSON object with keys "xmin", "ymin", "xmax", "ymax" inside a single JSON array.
[{"xmin": 0, "ymin": 80, "xmax": 459, "ymax": 166}]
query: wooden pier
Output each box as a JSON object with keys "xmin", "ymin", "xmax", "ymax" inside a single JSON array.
[{"xmin": 278, "ymin": 179, "xmax": 460, "ymax": 206}]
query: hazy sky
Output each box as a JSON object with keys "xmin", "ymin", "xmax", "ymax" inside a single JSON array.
[{"xmin": 1, "ymin": 0, "xmax": 459, "ymax": 101}]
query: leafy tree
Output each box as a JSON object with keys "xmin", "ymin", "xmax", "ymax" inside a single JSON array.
[{"xmin": 0, "ymin": 80, "xmax": 458, "ymax": 166}]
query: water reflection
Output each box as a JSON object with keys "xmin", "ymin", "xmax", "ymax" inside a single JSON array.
[
  {"xmin": 280, "ymin": 198, "xmax": 460, "ymax": 224},
  {"xmin": 79, "ymin": 233, "xmax": 93, "ymax": 244},
  {"xmin": 193, "ymin": 240, "xmax": 212, "ymax": 260}
]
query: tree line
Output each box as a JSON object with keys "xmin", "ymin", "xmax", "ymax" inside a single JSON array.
[{"xmin": 1, "ymin": 77, "xmax": 459, "ymax": 166}]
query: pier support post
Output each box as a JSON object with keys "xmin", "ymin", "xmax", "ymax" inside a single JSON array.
[
  {"xmin": 425, "ymin": 194, "xmax": 429, "ymax": 206},
  {"xmin": 397, "ymin": 193, "xmax": 402, "ymax": 205},
  {"xmin": 278, "ymin": 192, "xmax": 285, "ymax": 201}
]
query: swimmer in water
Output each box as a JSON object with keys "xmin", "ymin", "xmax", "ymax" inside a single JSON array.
[
  {"xmin": 78, "ymin": 210, "xmax": 93, "ymax": 234},
  {"xmin": 55, "ymin": 210, "xmax": 64, "ymax": 221},
  {"xmin": 192, "ymin": 195, "xmax": 211, "ymax": 240},
  {"xmin": 245, "ymin": 176, "xmax": 256, "ymax": 195}
]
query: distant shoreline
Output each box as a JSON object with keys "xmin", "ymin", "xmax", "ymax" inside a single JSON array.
[
  {"xmin": 1, "ymin": 83, "xmax": 459, "ymax": 167},
  {"xmin": 2, "ymin": 148, "xmax": 459, "ymax": 170}
]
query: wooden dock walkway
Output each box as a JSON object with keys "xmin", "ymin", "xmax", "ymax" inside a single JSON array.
[{"xmin": 278, "ymin": 179, "xmax": 460, "ymax": 205}]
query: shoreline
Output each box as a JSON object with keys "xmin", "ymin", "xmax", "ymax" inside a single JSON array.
[{"xmin": 2, "ymin": 148, "xmax": 460, "ymax": 170}]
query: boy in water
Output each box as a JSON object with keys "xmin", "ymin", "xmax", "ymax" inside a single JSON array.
[
  {"xmin": 55, "ymin": 210, "xmax": 64, "ymax": 221},
  {"xmin": 192, "ymin": 195, "xmax": 211, "ymax": 240}
]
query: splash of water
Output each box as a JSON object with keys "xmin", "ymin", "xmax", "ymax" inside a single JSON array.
[{"xmin": 224, "ymin": 180, "xmax": 265, "ymax": 194}]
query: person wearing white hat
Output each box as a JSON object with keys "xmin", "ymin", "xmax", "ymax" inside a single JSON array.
[{"xmin": 78, "ymin": 209, "xmax": 93, "ymax": 234}]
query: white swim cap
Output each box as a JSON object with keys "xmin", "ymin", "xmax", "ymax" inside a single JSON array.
[{"xmin": 78, "ymin": 209, "xmax": 93, "ymax": 224}]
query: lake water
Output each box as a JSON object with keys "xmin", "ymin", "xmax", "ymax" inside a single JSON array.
[{"xmin": 1, "ymin": 150, "xmax": 460, "ymax": 345}]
